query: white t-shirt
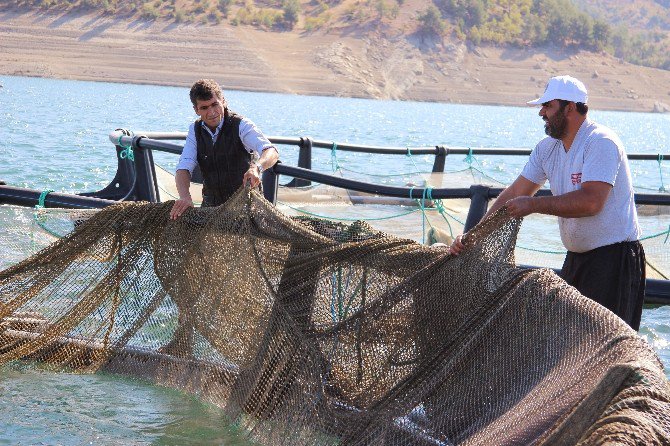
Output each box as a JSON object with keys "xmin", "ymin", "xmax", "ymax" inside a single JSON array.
[{"xmin": 520, "ymin": 119, "xmax": 640, "ymax": 253}]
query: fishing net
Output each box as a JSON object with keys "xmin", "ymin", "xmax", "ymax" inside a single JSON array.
[{"xmin": 1, "ymin": 188, "xmax": 669, "ymax": 445}]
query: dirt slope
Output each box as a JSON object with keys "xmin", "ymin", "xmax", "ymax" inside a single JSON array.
[{"xmin": 1, "ymin": 9, "xmax": 670, "ymax": 113}]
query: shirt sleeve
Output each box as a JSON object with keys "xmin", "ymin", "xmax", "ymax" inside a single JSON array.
[
  {"xmin": 175, "ymin": 122, "xmax": 198, "ymax": 175},
  {"xmin": 520, "ymin": 142, "xmax": 547, "ymax": 186},
  {"xmin": 238, "ymin": 117, "xmax": 277, "ymax": 157},
  {"xmin": 581, "ymin": 137, "xmax": 621, "ymax": 186}
]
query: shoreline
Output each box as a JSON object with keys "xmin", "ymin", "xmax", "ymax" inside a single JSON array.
[
  {"xmin": 1, "ymin": 10, "xmax": 670, "ymax": 113},
  {"xmin": 4, "ymin": 72, "xmax": 669, "ymax": 116}
]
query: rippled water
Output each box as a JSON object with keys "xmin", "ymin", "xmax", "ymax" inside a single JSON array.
[
  {"xmin": 1, "ymin": 75, "xmax": 669, "ymax": 443},
  {"xmin": 0, "ymin": 363, "xmax": 251, "ymax": 445}
]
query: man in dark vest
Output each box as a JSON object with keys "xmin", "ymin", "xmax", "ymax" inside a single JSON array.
[{"xmin": 170, "ymin": 79, "xmax": 279, "ymax": 219}]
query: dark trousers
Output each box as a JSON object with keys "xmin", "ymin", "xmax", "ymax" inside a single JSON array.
[{"xmin": 560, "ymin": 241, "xmax": 646, "ymax": 331}]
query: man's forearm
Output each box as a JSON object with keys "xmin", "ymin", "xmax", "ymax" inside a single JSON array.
[
  {"xmin": 484, "ymin": 187, "xmax": 515, "ymax": 220},
  {"xmin": 258, "ymin": 147, "xmax": 279, "ymax": 170},
  {"xmin": 175, "ymin": 169, "xmax": 192, "ymax": 200},
  {"xmin": 527, "ymin": 188, "xmax": 606, "ymax": 218},
  {"xmin": 480, "ymin": 176, "xmax": 544, "ymax": 221}
]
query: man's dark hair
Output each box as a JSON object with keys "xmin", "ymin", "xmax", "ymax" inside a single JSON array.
[
  {"xmin": 558, "ymin": 99, "xmax": 588, "ymax": 115},
  {"xmin": 189, "ymin": 79, "xmax": 227, "ymax": 110}
]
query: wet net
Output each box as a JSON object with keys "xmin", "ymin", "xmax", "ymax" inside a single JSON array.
[{"xmin": 1, "ymin": 188, "xmax": 669, "ymax": 445}]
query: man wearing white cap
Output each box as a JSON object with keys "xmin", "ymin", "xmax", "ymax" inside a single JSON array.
[{"xmin": 450, "ymin": 75, "xmax": 646, "ymax": 330}]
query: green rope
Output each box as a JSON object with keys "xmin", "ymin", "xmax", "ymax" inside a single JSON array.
[
  {"xmin": 36, "ymin": 189, "xmax": 54, "ymax": 208},
  {"xmin": 658, "ymin": 154, "xmax": 666, "ymax": 193},
  {"xmin": 639, "ymin": 225, "xmax": 670, "ymax": 243},
  {"xmin": 433, "ymin": 199, "xmax": 455, "ymax": 238},
  {"xmin": 117, "ymin": 133, "xmax": 135, "ymax": 161},
  {"xmin": 464, "ymin": 147, "xmax": 474, "ymax": 165},
  {"xmin": 31, "ymin": 190, "xmax": 60, "ymax": 252},
  {"xmin": 461, "ymin": 149, "xmax": 510, "ymax": 185},
  {"xmin": 516, "ymin": 245, "xmax": 566, "ymax": 254},
  {"xmin": 338, "ymin": 168, "xmax": 435, "ymax": 178},
  {"xmin": 330, "ymin": 142, "xmax": 341, "ymax": 173},
  {"xmin": 419, "ymin": 187, "xmax": 435, "ymax": 244},
  {"xmin": 330, "ymin": 264, "xmax": 368, "ymax": 322},
  {"xmin": 321, "ymin": 147, "xmax": 665, "ymax": 192},
  {"xmin": 324, "ymin": 149, "xmax": 511, "ymax": 186},
  {"xmin": 425, "ymin": 186, "xmax": 433, "ymax": 202},
  {"xmin": 516, "ymin": 226, "xmax": 670, "ymax": 254},
  {"xmin": 405, "ymin": 147, "xmax": 426, "ymax": 184},
  {"xmin": 340, "ymin": 277, "xmax": 365, "ymax": 320}
]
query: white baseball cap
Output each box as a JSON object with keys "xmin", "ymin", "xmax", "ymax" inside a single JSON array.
[{"xmin": 527, "ymin": 75, "xmax": 588, "ymax": 105}]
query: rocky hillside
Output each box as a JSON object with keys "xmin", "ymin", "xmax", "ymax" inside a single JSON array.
[
  {"xmin": 4, "ymin": 0, "xmax": 670, "ymax": 71},
  {"xmin": 0, "ymin": 1, "xmax": 669, "ymax": 112}
]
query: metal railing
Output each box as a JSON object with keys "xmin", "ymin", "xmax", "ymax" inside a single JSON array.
[
  {"xmin": 1, "ymin": 130, "xmax": 667, "ymax": 304},
  {"xmin": 107, "ymin": 130, "xmax": 669, "ymax": 188}
]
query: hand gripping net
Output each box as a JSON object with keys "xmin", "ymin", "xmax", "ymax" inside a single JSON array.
[{"xmin": 1, "ymin": 188, "xmax": 669, "ymax": 445}]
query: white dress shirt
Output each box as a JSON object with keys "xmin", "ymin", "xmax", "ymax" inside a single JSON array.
[{"xmin": 176, "ymin": 116, "xmax": 276, "ymax": 175}]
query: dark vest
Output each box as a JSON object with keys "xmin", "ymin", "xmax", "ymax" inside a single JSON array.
[{"xmin": 194, "ymin": 112, "xmax": 251, "ymax": 206}]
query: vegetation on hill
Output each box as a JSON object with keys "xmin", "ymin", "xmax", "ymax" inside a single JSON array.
[
  {"xmin": 5, "ymin": 0, "xmax": 670, "ymax": 70},
  {"xmin": 418, "ymin": 0, "xmax": 670, "ymax": 70}
]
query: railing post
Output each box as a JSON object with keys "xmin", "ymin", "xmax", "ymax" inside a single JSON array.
[
  {"xmin": 432, "ymin": 145, "xmax": 447, "ymax": 173},
  {"xmin": 82, "ymin": 130, "xmax": 136, "ymax": 200},
  {"xmin": 132, "ymin": 135, "xmax": 159, "ymax": 202},
  {"xmin": 464, "ymin": 185, "xmax": 491, "ymax": 232},
  {"xmin": 263, "ymin": 162, "xmax": 279, "ymax": 205},
  {"xmin": 286, "ymin": 137, "xmax": 312, "ymax": 188}
]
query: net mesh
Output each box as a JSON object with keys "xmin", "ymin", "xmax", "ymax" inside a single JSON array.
[{"xmin": 1, "ymin": 188, "xmax": 669, "ymax": 445}]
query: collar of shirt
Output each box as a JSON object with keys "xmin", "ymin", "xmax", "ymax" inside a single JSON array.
[
  {"xmin": 569, "ymin": 118, "xmax": 593, "ymax": 154},
  {"xmin": 201, "ymin": 118, "xmax": 225, "ymax": 143}
]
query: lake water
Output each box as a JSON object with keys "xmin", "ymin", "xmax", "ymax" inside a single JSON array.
[{"xmin": 1, "ymin": 75, "xmax": 669, "ymax": 444}]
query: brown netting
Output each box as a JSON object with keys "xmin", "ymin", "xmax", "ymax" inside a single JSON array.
[{"xmin": 1, "ymin": 188, "xmax": 669, "ymax": 445}]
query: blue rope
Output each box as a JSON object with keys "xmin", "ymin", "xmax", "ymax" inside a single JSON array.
[
  {"xmin": 420, "ymin": 187, "xmax": 434, "ymax": 244},
  {"xmin": 117, "ymin": 133, "xmax": 135, "ymax": 161},
  {"xmin": 464, "ymin": 147, "xmax": 474, "ymax": 165},
  {"xmin": 36, "ymin": 189, "xmax": 54, "ymax": 208},
  {"xmin": 404, "ymin": 147, "xmax": 426, "ymax": 182},
  {"xmin": 330, "ymin": 142, "xmax": 340, "ymax": 173},
  {"xmin": 32, "ymin": 189, "xmax": 55, "ymax": 253},
  {"xmin": 659, "ymin": 154, "xmax": 666, "ymax": 193}
]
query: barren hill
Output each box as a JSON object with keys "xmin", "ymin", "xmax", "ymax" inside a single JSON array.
[{"xmin": 1, "ymin": 6, "xmax": 670, "ymax": 113}]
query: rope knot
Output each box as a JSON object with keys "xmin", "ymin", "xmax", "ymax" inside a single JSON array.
[{"xmin": 117, "ymin": 132, "xmax": 135, "ymax": 162}]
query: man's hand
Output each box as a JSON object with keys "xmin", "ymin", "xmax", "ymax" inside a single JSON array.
[
  {"xmin": 170, "ymin": 196, "xmax": 194, "ymax": 220},
  {"xmin": 448, "ymin": 234, "xmax": 466, "ymax": 256},
  {"xmin": 504, "ymin": 196, "xmax": 535, "ymax": 218},
  {"xmin": 243, "ymin": 166, "xmax": 262, "ymax": 188}
]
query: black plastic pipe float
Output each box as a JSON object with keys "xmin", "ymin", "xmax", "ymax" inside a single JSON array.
[
  {"xmin": 266, "ymin": 164, "xmax": 670, "ymax": 210},
  {"xmin": 0, "ymin": 185, "xmax": 117, "ymax": 209}
]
